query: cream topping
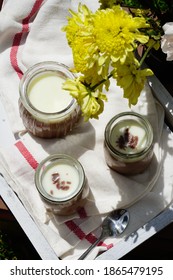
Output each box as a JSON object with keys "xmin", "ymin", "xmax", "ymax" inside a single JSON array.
[
  {"xmin": 110, "ymin": 119, "xmax": 147, "ymax": 154},
  {"xmin": 42, "ymin": 163, "xmax": 80, "ymax": 199},
  {"xmin": 27, "ymin": 72, "xmax": 73, "ymax": 113}
]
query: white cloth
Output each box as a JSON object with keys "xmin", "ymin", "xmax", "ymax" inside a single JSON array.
[{"xmin": 0, "ymin": 0, "xmax": 173, "ymax": 260}]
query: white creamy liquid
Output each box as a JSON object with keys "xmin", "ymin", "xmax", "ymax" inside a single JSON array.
[
  {"xmin": 27, "ymin": 72, "xmax": 73, "ymax": 113},
  {"xmin": 42, "ymin": 163, "xmax": 80, "ymax": 199},
  {"xmin": 110, "ymin": 119, "xmax": 147, "ymax": 154}
]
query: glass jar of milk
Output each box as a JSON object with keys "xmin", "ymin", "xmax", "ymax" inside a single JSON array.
[
  {"xmin": 19, "ymin": 61, "xmax": 81, "ymax": 138},
  {"xmin": 104, "ymin": 112, "xmax": 154, "ymax": 175},
  {"xmin": 35, "ymin": 154, "xmax": 88, "ymax": 215}
]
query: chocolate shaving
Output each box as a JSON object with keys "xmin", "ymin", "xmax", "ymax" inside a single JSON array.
[
  {"xmin": 51, "ymin": 172, "xmax": 71, "ymax": 191},
  {"xmin": 52, "ymin": 173, "xmax": 60, "ymax": 184},
  {"xmin": 61, "ymin": 185, "xmax": 70, "ymax": 190},
  {"xmin": 116, "ymin": 128, "xmax": 138, "ymax": 150}
]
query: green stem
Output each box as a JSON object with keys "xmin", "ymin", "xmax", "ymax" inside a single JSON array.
[
  {"xmin": 139, "ymin": 41, "xmax": 157, "ymax": 67},
  {"xmin": 91, "ymin": 73, "xmax": 113, "ymax": 91}
]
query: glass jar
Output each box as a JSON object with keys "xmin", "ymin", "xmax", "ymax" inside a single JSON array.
[
  {"xmin": 104, "ymin": 112, "xmax": 154, "ymax": 175},
  {"xmin": 19, "ymin": 61, "xmax": 81, "ymax": 138},
  {"xmin": 35, "ymin": 154, "xmax": 88, "ymax": 215}
]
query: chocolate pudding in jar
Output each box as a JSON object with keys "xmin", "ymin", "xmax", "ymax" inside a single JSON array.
[
  {"xmin": 19, "ymin": 61, "xmax": 81, "ymax": 138},
  {"xmin": 35, "ymin": 154, "xmax": 88, "ymax": 215},
  {"xmin": 104, "ymin": 112, "xmax": 154, "ymax": 175}
]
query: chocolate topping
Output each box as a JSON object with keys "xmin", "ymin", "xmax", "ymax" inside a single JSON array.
[
  {"xmin": 51, "ymin": 173, "xmax": 70, "ymax": 191},
  {"xmin": 116, "ymin": 128, "xmax": 138, "ymax": 150}
]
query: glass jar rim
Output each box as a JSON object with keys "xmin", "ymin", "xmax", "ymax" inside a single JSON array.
[
  {"xmin": 19, "ymin": 61, "xmax": 78, "ymax": 121},
  {"xmin": 35, "ymin": 154, "xmax": 86, "ymax": 204},
  {"xmin": 104, "ymin": 111, "xmax": 154, "ymax": 160}
]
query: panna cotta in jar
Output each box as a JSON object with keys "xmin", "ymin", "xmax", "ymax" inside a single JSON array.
[
  {"xmin": 104, "ymin": 112, "xmax": 154, "ymax": 175},
  {"xmin": 19, "ymin": 61, "xmax": 81, "ymax": 138},
  {"xmin": 35, "ymin": 154, "xmax": 88, "ymax": 215}
]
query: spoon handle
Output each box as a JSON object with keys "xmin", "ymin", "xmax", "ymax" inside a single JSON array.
[{"xmin": 78, "ymin": 233, "xmax": 104, "ymax": 260}]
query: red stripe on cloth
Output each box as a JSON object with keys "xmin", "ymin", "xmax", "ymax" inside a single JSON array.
[
  {"xmin": 10, "ymin": 0, "xmax": 44, "ymax": 78},
  {"xmin": 65, "ymin": 220, "xmax": 112, "ymax": 249},
  {"xmin": 15, "ymin": 141, "xmax": 38, "ymax": 170},
  {"xmin": 65, "ymin": 220, "xmax": 86, "ymax": 240},
  {"xmin": 85, "ymin": 232, "xmax": 113, "ymax": 249}
]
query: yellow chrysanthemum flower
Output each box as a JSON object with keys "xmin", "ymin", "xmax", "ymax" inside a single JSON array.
[
  {"xmin": 82, "ymin": 95, "xmax": 104, "ymax": 121},
  {"xmin": 63, "ymin": 4, "xmax": 101, "ymax": 78},
  {"xmin": 93, "ymin": 6, "xmax": 149, "ymax": 63},
  {"xmin": 62, "ymin": 4, "xmax": 93, "ymax": 47},
  {"xmin": 113, "ymin": 55, "xmax": 153, "ymax": 105},
  {"xmin": 62, "ymin": 3, "xmax": 155, "ymax": 120},
  {"xmin": 72, "ymin": 37, "xmax": 93, "ymax": 73},
  {"xmin": 62, "ymin": 77, "xmax": 107, "ymax": 121}
]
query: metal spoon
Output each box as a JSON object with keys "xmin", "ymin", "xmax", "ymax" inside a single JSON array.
[{"xmin": 78, "ymin": 209, "xmax": 129, "ymax": 260}]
